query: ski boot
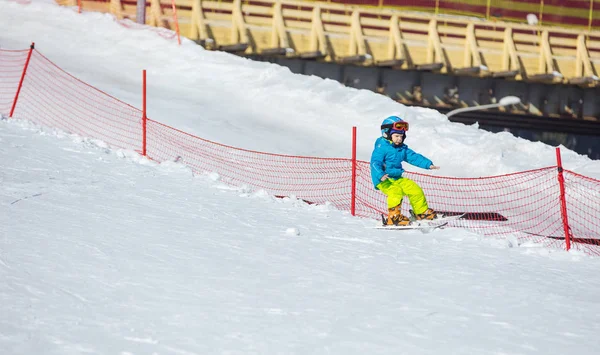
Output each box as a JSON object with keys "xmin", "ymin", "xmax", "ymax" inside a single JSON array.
[
  {"xmin": 415, "ymin": 208, "xmax": 438, "ymax": 221},
  {"xmin": 382, "ymin": 205, "xmax": 411, "ymax": 226}
]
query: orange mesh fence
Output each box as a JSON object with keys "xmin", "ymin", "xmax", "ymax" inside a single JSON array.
[
  {"xmin": 8, "ymin": 50, "xmax": 142, "ymax": 151},
  {"xmin": 562, "ymin": 170, "xmax": 600, "ymax": 254},
  {"xmin": 0, "ymin": 49, "xmax": 29, "ymax": 115},
  {"xmin": 146, "ymin": 119, "xmax": 353, "ymax": 209},
  {"xmin": 355, "ymin": 163, "xmax": 600, "ymax": 252},
  {"xmin": 117, "ymin": 18, "xmax": 179, "ymax": 41},
  {"xmin": 2, "ymin": 47, "xmax": 600, "ymax": 254}
]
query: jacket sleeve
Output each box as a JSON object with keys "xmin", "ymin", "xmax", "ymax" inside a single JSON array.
[
  {"xmin": 370, "ymin": 145, "xmax": 387, "ymax": 183},
  {"xmin": 405, "ymin": 146, "xmax": 433, "ymax": 170}
]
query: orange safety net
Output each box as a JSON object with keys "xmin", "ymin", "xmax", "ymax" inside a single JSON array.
[
  {"xmin": 0, "ymin": 49, "xmax": 29, "ymax": 115},
  {"xmin": 2, "ymin": 47, "xmax": 599, "ymax": 254}
]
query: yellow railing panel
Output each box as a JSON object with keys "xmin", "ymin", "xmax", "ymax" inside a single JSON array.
[{"xmin": 63, "ymin": 0, "xmax": 600, "ymax": 84}]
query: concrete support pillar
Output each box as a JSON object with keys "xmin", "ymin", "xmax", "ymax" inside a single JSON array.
[{"xmin": 137, "ymin": 0, "xmax": 146, "ymax": 24}]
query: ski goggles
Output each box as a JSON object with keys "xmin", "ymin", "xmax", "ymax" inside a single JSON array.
[{"xmin": 381, "ymin": 121, "xmax": 409, "ymax": 132}]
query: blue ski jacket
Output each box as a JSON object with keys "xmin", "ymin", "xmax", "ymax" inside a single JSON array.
[{"xmin": 370, "ymin": 137, "xmax": 433, "ymax": 189}]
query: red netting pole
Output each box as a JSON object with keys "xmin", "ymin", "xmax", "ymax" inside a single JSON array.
[
  {"xmin": 142, "ymin": 69, "xmax": 147, "ymax": 156},
  {"xmin": 555, "ymin": 147, "xmax": 572, "ymax": 251},
  {"xmin": 9, "ymin": 43, "xmax": 34, "ymax": 118},
  {"xmin": 351, "ymin": 126, "xmax": 357, "ymax": 216},
  {"xmin": 171, "ymin": 0, "xmax": 181, "ymax": 45}
]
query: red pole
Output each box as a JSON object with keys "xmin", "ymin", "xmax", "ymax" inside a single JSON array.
[
  {"xmin": 142, "ymin": 70, "xmax": 147, "ymax": 156},
  {"xmin": 171, "ymin": 0, "xmax": 181, "ymax": 45},
  {"xmin": 9, "ymin": 43, "xmax": 35, "ymax": 118},
  {"xmin": 78, "ymin": 0, "xmax": 82, "ymax": 13},
  {"xmin": 351, "ymin": 126, "xmax": 357, "ymax": 216},
  {"xmin": 555, "ymin": 147, "xmax": 572, "ymax": 251}
]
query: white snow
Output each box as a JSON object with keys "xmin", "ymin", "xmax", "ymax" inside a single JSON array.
[{"xmin": 2, "ymin": 1, "xmax": 600, "ymax": 354}]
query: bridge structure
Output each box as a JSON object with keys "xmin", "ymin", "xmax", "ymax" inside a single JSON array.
[{"xmin": 60, "ymin": 0, "xmax": 600, "ymax": 83}]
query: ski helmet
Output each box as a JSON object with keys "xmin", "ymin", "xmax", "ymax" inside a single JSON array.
[{"xmin": 380, "ymin": 115, "xmax": 409, "ymax": 140}]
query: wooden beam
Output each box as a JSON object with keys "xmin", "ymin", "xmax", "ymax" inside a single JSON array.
[
  {"xmin": 376, "ymin": 59, "xmax": 405, "ymax": 68},
  {"xmin": 538, "ymin": 30, "xmax": 556, "ymax": 75},
  {"xmin": 464, "ymin": 23, "xmax": 481, "ymax": 67},
  {"xmin": 309, "ymin": 6, "xmax": 328, "ymax": 59},
  {"xmin": 569, "ymin": 76, "xmax": 598, "ymax": 86},
  {"xmin": 261, "ymin": 47, "xmax": 290, "ymax": 56},
  {"xmin": 348, "ymin": 10, "xmax": 366, "ymax": 57},
  {"xmin": 492, "ymin": 70, "xmax": 519, "ymax": 78},
  {"xmin": 387, "ymin": 14, "xmax": 407, "ymax": 66},
  {"xmin": 416, "ymin": 62, "xmax": 443, "ymax": 71},
  {"xmin": 298, "ymin": 51, "xmax": 326, "ymax": 60},
  {"xmin": 110, "ymin": 0, "xmax": 123, "ymax": 19},
  {"xmin": 271, "ymin": 1, "xmax": 290, "ymax": 50},
  {"xmin": 501, "ymin": 28, "xmax": 522, "ymax": 78},
  {"xmin": 148, "ymin": 0, "xmax": 163, "ymax": 27},
  {"xmin": 426, "ymin": 19, "xmax": 449, "ymax": 72},
  {"xmin": 218, "ymin": 43, "xmax": 249, "ymax": 53},
  {"xmin": 189, "ymin": 0, "xmax": 211, "ymax": 42},
  {"xmin": 231, "ymin": 0, "xmax": 249, "ymax": 46},
  {"xmin": 337, "ymin": 54, "xmax": 367, "ymax": 64},
  {"xmin": 454, "ymin": 66, "xmax": 483, "ymax": 75},
  {"xmin": 575, "ymin": 34, "xmax": 595, "ymax": 78}
]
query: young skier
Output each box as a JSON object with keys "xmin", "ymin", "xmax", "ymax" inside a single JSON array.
[{"xmin": 370, "ymin": 115, "xmax": 440, "ymax": 226}]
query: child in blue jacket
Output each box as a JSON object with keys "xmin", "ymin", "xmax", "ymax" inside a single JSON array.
[{"xmin": 370, "ymin": 115, "xmax": 439, "ymax": 226}]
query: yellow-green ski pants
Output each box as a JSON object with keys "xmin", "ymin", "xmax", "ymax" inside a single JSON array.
[{"xmin": 376, "ymin": 177, "xmax": 429, "ymax": 214}]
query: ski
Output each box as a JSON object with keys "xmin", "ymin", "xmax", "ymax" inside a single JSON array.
[
  {"xmin": 374, "ymin": 213, "xmax": 466, "ymax": 230},
  {"xmin": 374, "ymin": 222, "xmax": 449, "ymax": 230}
]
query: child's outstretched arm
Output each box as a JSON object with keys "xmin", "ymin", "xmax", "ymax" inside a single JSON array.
[{"xmin": 405, "ymin": 147, "xmax": 434, "ymax": 170}]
